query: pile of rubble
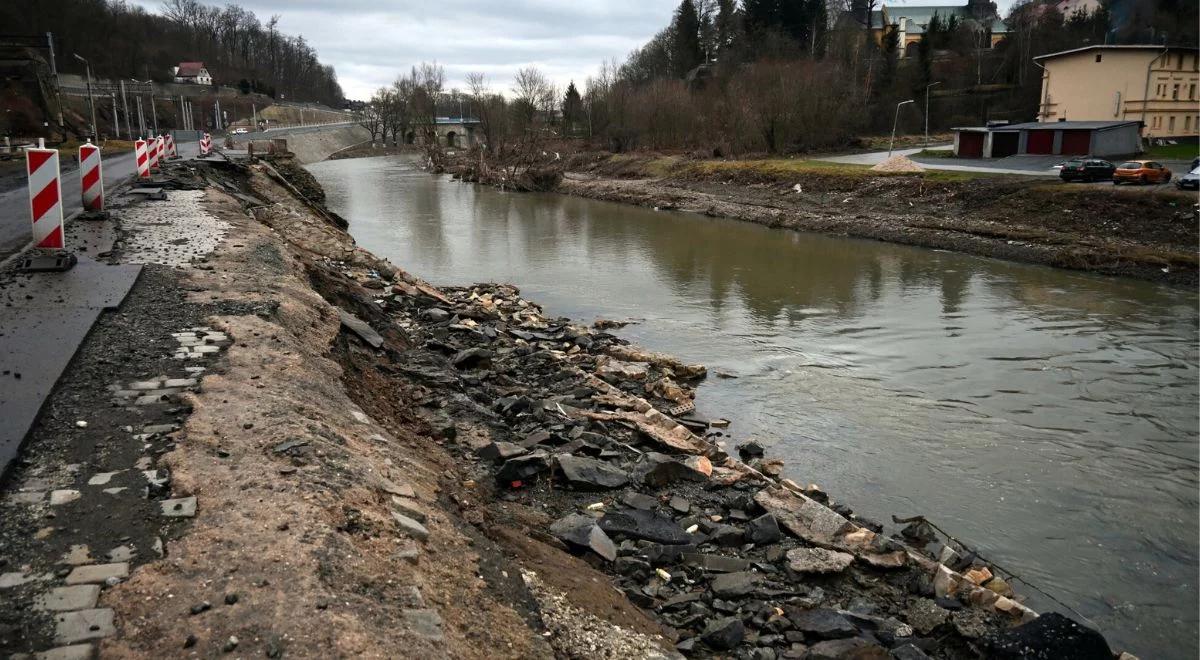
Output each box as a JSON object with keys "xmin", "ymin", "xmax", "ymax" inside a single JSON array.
[{"xmin": 315, "ymin": 258, "xmax": 1118, "ymax": 659}]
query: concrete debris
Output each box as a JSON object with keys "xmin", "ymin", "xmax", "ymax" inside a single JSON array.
[{"xmin": 786, "ymin": 547, "xmax": 855, "ymax": 574}]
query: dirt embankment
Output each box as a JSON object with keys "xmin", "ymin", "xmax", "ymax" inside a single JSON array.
[
  {"xmin": 282, "ymin": 125, "xmax": 372, "ymax": 164},
  {"xmin": 448, "ymin": 151, "xmax": 1199, "ymax": 286}
]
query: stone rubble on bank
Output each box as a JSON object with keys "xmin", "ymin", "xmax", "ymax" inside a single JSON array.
[{"xmin": 315, "ymin": 255, "xmax": 1122, "ymax": 659}]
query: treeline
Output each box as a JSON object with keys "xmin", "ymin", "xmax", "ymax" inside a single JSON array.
[
  {"xmin": 0, "ymin": 0, "xmax": 343, "ymax": 107},
  {"xmin": 427, "ymin": 0, "xmax": 1190, "ymax": 157}
]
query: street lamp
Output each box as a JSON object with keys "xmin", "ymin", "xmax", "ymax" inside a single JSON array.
[
  {"xmin": 925, "ymin": 81, "xmax": 942, "ymax": 148},
  {"xmin": 889, "ymin": 99, "xmax": 915, "ymax": 157},
  {"xmin": 73, "ymin": 53, "xmax": 98, "ymax": 139}
]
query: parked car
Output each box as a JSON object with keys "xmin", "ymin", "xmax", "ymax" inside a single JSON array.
[
  {"xmin": 1112, "ymin": 160, "xmax": 1172, "ymax": 185},
  {"xmin": 1191, "ymin": 156, "xmax": 1199, "ymax": 172},
  {"xmin": 1177, "ymin": 167, "xmax": 1200, "ymax": 191},
  {"xmin": 1059, "ymin": 158, "xmax": 1116, "ymax": 182},
  {"xmin": 233, "ymin": 127, "xmax": 249, "ymax": 135}
]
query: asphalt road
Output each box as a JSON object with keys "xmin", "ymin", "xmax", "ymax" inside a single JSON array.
[
  {"xmin": 0, "ymin": 141, "xmax": 199, "ymax": 260},
  {"xmin": 229, "ymin": 121, "xmax": 359, "ymax": 143}
]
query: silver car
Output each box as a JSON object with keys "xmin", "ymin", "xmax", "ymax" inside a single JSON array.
[{"xmin": 1177, "ymin": 167, "xmax": 1200, "ymax": 191}]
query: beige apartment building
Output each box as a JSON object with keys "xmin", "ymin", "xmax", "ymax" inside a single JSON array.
[{"xmin": 1035, "ymin": 45, "xmax": 1199, "ymax": 139}]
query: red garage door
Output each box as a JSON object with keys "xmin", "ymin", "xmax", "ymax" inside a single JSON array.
[
  {"xmin": 1026, "ymin": 130, "xmax": 1055, "ymax": 154},
  {"xmin": 1061, "ymin": 130, "xmax": 1092, "ymax": 155},
  {"xmin": 958, "ymin": 132, "xmax": 984, "ymax": 158}
]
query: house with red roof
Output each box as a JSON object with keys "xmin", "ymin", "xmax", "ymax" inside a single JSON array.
[{"xmin": 172, "ymin": 62, "xmax": 213, "ymax": 86}]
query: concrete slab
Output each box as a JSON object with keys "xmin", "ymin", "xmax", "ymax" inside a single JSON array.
[
  {"xmin": 0, "ymin": 257, "xmax": 141, "ymax": 475},
  {"xmin": 64, "ymin": 563, "xmax": 128, "ymax": 585},
  {"xmin": 36, "ymin": 585, "xmax": 102, "ymax": 611},
  {"xmin": 35, "ymin": 644, "xmax": 95, "ymax": 660},
  {"xmin": 160, "ymin": 496, "xmax": 197, "ymax": 517},
  {"xmin": 53, "ymin": 608, "xmax": 115, "ymax": 644}
]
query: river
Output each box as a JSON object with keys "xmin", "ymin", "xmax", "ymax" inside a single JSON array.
[{"xmin": 307, "ymin": 154, "xmax": 1199, "ymax": 658}]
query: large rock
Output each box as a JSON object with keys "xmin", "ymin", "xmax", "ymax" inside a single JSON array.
[
  {"xmin": 979, "ymin": 612, "xmax": 1113, "ymax": 660},
  {"xmin": 709, "ymin": 571, "xmax": 762, "ymax": 598},
  {"xmin": 599, "ymin": 508, "xmax": 692, "ymax": 545},
  {"xmin": 495, "ymin": 451, "xmax": 550, "ymax": 485},
  {"xmin": 555, "ymin": 455, "xmax": 628, "ymax": 489},
  {"xmin": 549, "ymin": 513, "xmax": 617, "ymax": 561},
  {"xmin": 789, "ymin": 608, "xmax": 857, "ymax": 640},
  {"xmin": 745, "ymin": 514, "xmax": 782, "ymax": 545},
  {"xmin": 701, "ymin": 616, "xmax": 745, "ymax": 650},
  {"xmin": 786, "ymin": 547, "xmax": 854, "ymax": 574},
  {"xmin": 451, "ymin": 347, "xmax": 493, "ymax": 369},
  {"xmin": 904, "ymin": 599, "xmax": 949, "ymax": 635},
  {"xmin": 477, "ymin": 441, "xmax": 526, "ymax": 463},
  {"xmin": 639, "ymin": 452, "xmax": 711, "ymax": 487}
]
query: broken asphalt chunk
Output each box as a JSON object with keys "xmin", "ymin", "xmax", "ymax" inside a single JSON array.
[
  {"xmin": 549, "ymin": 513, "xmax": 617, "ymax": 562},
  {"xmin": 337, "ymin": 309, "xmax": 384, "ymax": 349},
  {"xmin": 639, "ymin": 452, "xmax": 711, "ymax": 487},
  {"xmin": 599, "ymin": 508, "xmax": 692, "ymax": 545},
  {"xmin": 555, "ymin": 454, "xmax": 629, "ymax": 490}
]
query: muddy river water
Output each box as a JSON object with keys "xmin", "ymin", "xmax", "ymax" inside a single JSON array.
[{"xmin": 308, "ymin": 155, "xmax": 1199, "ymax": 658}]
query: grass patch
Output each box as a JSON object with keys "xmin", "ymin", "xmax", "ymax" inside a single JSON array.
[
  {"xmin": 672, "ymin": 157, "xmax": 998, "ymax": 183},
  {"xmin": 1144, "ymin": 142, "xmax": 1199, "ymax": 161}
]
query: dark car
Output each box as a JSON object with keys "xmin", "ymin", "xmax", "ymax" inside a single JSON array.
[{"xmin": 1059, "ymin": 158, "xmax": 1116, "ymax": 182}]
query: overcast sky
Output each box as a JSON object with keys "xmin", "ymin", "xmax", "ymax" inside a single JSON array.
[{"xmin": 133, "ymin": 0, "xmax": 1016, "ymax": 101}]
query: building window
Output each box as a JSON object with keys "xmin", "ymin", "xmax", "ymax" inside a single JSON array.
[
  {"xmin": 1190, "ymin": 83, "xmax": 1196, "ymax": 100},
  {"xmin": 1172, "ymin": 83, "xmax": 1180, "ymax": 99},
  {"xmin": 1187, "ymin": 116, "xmax": 1192, "ymax": 131},
  {"xmin": 1169, "ymin": 116, "xmax": 1176, "ymax": 132},
  {"xmin": 1095, "ymin": 53, "xmax": 1102, "ymax": 63}
]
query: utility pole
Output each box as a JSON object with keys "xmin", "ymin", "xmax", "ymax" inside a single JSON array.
[
  {"xmin": 73, "ymin": 53, "xmax": 97, "ymax": 139},
  {"xmin": 120, "ymin": 80, "xmax": 132, "ymax": 139},
  {"xmin": 890, "ymin": 99, "xmax": 915, "ymax": 156},
  {"xmin": 924, "ymin": 81, "xmax": 941, "ymax": 147},
  {"xmin": 135, "ymin": 95, "xmax": 145, "ymax": 136},
  {"xmin": 150, "ymin": 89, "xmax": 158, "ymax": 135},
  {"xmin": 111, "ymin": 93, "xmax": 119, "ymax": 137},
  {"xmin": 46, "ymin": 33, "xmax": 65, "ymax": 126},
  {"xmin": 214, "ymin": 99, "xmax": 222, "ymax": 130}
]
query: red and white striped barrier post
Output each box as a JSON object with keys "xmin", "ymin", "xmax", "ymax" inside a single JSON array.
[
  {"xmin": 147, "ymin": 136, "xmax": 159, "ymax": 171},
  {"xmin": 199, "ymin": 133, "xmax": 212, "ymax": 156},
  {"xmin": 135, "ymin": 139, "xmax": 150, "ymax": 178},
  {"xmin": 165, "ymin": 133, "xmax": 176, "ymax": 158},
  {"xmin": 157, "ymin": 136, "xmax": 166, "ymax": 165},
  {"xmin": 26, "ymin": 141, "xmax": 65, "ymax": 249},
  {"xmin": 79, "ymin": 140, "xmax": 103, "ymax": 211}
]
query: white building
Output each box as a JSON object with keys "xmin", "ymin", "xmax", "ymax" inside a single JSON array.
[{"xmin": 172, "ymin": 62, "xmax": 213, "ymax": 86}]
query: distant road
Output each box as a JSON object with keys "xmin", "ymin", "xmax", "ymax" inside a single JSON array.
[
  {"xmin": 229, "ymin": 121, "xmax": 360, "ymax": 143},
  {"xmin": 0, "ymin": 141, "xmax": 198, "ymax": 261}
]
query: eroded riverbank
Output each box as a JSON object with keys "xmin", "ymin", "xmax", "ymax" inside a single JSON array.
[
  {"xmin": 0, "ymin": 152, "xmax": 1138, "ymax": 658},
  {"xmin": 310, "ymin": 153, "xmax": 1199, "ymax": 659}
]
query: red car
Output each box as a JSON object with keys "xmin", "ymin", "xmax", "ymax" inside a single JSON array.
[{"xmin": 1112, "ymin": 160, "xmax": 1172, "ymax": 185}]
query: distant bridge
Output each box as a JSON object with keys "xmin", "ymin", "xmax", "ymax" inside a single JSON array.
[{"xmin": 404, "ymin": 117, "xmax": 481, "ymax": 149}]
